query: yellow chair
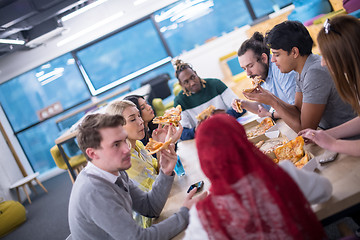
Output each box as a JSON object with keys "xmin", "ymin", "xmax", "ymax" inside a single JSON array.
[
  {"xmin": 0, "ymin": 200, "xmax": 26, "ymax": 237},
  {"xmin": 50, "ymin": 145, "xmax": 87, "ymax": 183}
]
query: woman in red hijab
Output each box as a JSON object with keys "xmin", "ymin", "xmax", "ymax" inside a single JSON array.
[{"xmin": 184, "ymin": 114, "xmax": 331, "ymax": 240}]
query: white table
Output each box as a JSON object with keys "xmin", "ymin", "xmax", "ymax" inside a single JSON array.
[{"xmin": 10, "ymin": 172, "xmax": 48, "ymax": 204}]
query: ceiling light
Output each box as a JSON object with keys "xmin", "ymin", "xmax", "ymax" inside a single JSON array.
[
  {"xmin": 57, "ymin": 11, "xmax": 124, "ymax": 47},
  {"xmin": 133, "ymin": 0, "xmax": 148, "ymax": 6},
  {"xmin": 0, "ymin": 39, "xmax": 25, "ymax": 45},
  {"xmin": 61, "ymin": 0, "xmax": 109, "ymax": 22}
]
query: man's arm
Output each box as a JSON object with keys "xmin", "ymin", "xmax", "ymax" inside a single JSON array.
[
  {"xmin": 180, "ymin": 127, "xmax": 196, "ymax": 140},
  {"xmin": 130, "ymin": 170, "xmax": 174, "ymax": 217},
  {"xmin": 245, "ymin": 87, "xmax": 325, "ymax": 133}
]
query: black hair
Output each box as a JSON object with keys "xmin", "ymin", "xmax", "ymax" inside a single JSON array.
[
  {"xmin": 265, "ymin": 20, "xmax": 313, "ymax": 56},
  {"xmin": 123, "ymin": 94, "xmax": 158, "ymax": 140},
  {"xmin": 238, "ymin": 32, "xmax": 270, "ymax": 60}
]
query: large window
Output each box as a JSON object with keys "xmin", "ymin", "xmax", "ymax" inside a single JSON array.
[
  {"xmin": 76, "ymin": 19, "xmax": 171, "ymax": 95},
  {"xmin": 250, "ymin": 0, "xmax": 293, "ymax": 18},
  {"xmin": 0, "ymin": 54, "xmax": 90, "ymax": 173},
  {"xmin": 154, "ymin": 0, "xmax": 292, "ymax": 56},
  {"xmin": 0, "ymin": 53, "xmax": 90, "ymax": 132}
]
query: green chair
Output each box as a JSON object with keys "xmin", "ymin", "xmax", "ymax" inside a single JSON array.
[
  {"xmin": 50, "ymin": 145, "xmax": 87, "ymax": 183},
  {"xmin": 0, "ymin": 200, "xmax": 26, "ymax": 237},
  {"xmin": 152, "ymin": 82, "xmax": 183, "ymax": 116}
]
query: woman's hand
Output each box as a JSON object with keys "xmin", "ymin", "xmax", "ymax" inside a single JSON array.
[
  {"xmin": 159, "ymin": 144, "xmax": 177, "ymax": 176},
  {"xmin": 299, "ymin": 128, "xmax": 337, "ymax": 151},
  {"xmin": 168, "ymin": 124, "xmax": 183, "ymax": 143},
  {"xmin": 152, "ymin": 124, "xmax": 168, "ymax": 142},
  {"xmin": 152, "ymin": 124, "xmax": 183, "ymax": 143}
]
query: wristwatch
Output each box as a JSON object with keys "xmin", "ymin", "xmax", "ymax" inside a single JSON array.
[{"xmin": 271, "ymin": 110, "xmax": 276, "ymax": 120}]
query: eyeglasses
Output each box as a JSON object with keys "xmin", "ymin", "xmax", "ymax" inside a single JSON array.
[{"xmin": 324, "ymin": 18, "xmax": 341, "ymax": 35}]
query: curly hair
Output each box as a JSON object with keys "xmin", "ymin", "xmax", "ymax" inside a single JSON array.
[{"xmin": 173, "ymin": 59, "xmax": 206, "ymax": 96}]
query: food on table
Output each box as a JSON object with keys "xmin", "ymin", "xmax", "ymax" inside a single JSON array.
[
  {"xmin": 273, "ymin": 136, "xmax": 306, "ymax": 166},
  {"xmin": 258, "ymin": 137, "xmax": 288, "ymax": 154},
  {"xmin": 246, "ymin": 117, "xmax": 274, "ymax": 138},
  {"xmin": 294, "ymin": 153, "xmax": 310, "ymax": 169}
]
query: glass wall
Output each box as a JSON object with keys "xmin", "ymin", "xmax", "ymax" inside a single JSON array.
[
  {"xmin": 0, "ymin": 53, "xmax": 90, "ymax": 132},
  {"xmin": 154, "ymin": 0, "xmax": 253, "ymax": 56},
  {"xmin": 0, "ymin": 0, "xmax": 292, "ymax": 174},
  {"xmin": 250, "ymin": 0, "xmax": 293, "ymax": 18},
  {"xmin": 76, "ymin": 19, "xmax": 171, "ymax": 95}
]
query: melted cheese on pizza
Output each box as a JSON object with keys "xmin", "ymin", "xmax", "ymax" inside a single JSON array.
[
  {"xmin": 273, "ymin": 136, "xmax": 305, "ymax": 163},
  {"xmin": 246, "ymin": 117, "xmax": 274, "ymax": 138}
]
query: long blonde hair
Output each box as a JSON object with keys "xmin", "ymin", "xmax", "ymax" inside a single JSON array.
[{"xmin": 317, "ymin": 15, "xmax": 360, "ymax": 115}]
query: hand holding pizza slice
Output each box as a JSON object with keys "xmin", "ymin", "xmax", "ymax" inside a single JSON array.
[{"xmin": 243, "ymin": 76, "xmax": 265, "ymax": 93}]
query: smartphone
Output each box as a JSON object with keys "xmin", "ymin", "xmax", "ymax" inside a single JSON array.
[{"xmin": 187, "ymin": 180, "xmax": 204, "ymax": 193}]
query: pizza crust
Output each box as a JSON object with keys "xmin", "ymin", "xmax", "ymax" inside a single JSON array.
[{"xmin": 145, "ymin": 138, "xmax": 173, "ymax": 155}]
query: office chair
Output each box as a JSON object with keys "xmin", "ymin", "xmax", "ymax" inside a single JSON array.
[{"xmin": 50, "ymin": 145, "xmax": 87, "ymax": 184}]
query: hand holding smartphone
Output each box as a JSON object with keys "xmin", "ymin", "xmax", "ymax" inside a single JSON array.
[{"xmin": 187, "ymin": 180, "xmax": 204, "ymax": 193}]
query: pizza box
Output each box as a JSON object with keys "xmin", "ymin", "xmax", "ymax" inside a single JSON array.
[
  {"xmin": 243, "ymin": 117, "xmax": 278, "ymax": 143},
  {"xmin": 270, "ymin": 141, "xmax": 317, "ymax": 171}
]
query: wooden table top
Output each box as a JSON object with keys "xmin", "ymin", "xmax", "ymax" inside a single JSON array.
[{"xmin": 155, "ymin": 118, "xmax": 360, "ymax": 239}]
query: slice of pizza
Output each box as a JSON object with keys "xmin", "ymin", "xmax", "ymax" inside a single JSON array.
[
  {"xmin": 255, "ymin": 140, "xmax": 265, "ymax": 148},
  {"xmin": 243, "ymin": 76, "xmax": 265, "ymax": 93},
  {"xmin": 236, "ymin": 100, "xmax": 243, "ymax": 113},
  {"xmin": 246, "ymin": 117, "xmax": 274, "ymax": 138},
  {"xmin": 145, "ymin": 138, "xmax": 172, "ymax": 155},
  {"xmin": 196, "ymin": 105, "xmax": 216, "ymax": 121},
  {"xmin": 295, "ymin": 153, "xmax": 309, "ymax": 169},
  {"xmin": 273, "ymin": 136, "xmax": 305, "ymax": 163},
  {"xmin": 153, "ymin": 105, "xmax": 182, "ymax": 126}
]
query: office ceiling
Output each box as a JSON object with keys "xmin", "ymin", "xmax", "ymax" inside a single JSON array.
[{"xmin": 0, "ymin": 0, "xmax": 95, "ymax": 56}]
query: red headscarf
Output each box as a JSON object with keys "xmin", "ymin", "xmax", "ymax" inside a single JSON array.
[{"xmin": 195, "ymin": 114, "xmax": 326, "ymax": 240}]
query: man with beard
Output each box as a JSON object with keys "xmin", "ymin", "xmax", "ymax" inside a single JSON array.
[{"xmin": 232, "ymin": 32, "xmax": 297, "ymax": 119}]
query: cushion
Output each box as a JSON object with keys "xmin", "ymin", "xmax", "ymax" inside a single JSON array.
[{"xmin": 0, "ymin": 200, "xmax": 26, "ymax": 237}]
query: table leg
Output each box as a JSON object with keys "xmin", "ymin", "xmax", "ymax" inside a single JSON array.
[
  {"xmin": 15, "ymin": 187, "xmax": 20, "ymax": 202},
  {"xmin": 57, "ymin": 143, "xmax": 77, "ymax": 181},
  {"xmin": 28, "ymin": 182, "xmax": 37, "ymax": 195},
  {"xmin": 35, "ymin": 178, "xmax": 48, "ymax": 193},
  {"xmin": 22, "ymin": 185, "xmax": 32, "ymax": 204}
]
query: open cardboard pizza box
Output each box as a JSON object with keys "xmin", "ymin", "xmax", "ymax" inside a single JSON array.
[
  {"xmin": 261, "ymin": 137, "xmax": 317, "ymax": 172},
  {"xmin": 243, "ymin": 117, "xmax": 278, "ymax": 143}
]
